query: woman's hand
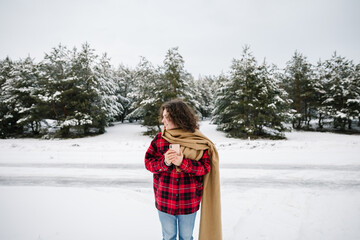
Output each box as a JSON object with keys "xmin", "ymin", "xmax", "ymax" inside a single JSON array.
[
  {"xmin": 164, "ymin": 149, "xmax": 175, "ymax": 166},
  {"xmin": 165, "ymin": 149, "xmax": 183, "ymax": 166}
]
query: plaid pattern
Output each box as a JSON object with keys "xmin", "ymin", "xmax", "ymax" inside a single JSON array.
[{"xmin": 145, "ymin": 132, "xmax": 211, "ymax": 215}]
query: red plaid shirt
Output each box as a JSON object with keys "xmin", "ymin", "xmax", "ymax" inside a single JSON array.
[{"xmin": 145, "ymin": 132, "xmax": 211, "ymax": 215}]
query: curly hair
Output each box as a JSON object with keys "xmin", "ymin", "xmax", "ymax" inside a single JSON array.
[{"xmin": 159, "ymin": 99, "xmax": 199, "ymax": 132}]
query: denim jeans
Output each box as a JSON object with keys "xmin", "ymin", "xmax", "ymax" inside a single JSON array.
[{"xmin": 158, "ymin": 210, "xmax": 197, "ymax": 240}]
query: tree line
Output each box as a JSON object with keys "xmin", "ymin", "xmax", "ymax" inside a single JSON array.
[
  {"xmin": 0, "ymin": 43, "xmax": 359, "ymax": 139},
  {"xmin": 214, "ymin": 46, "xmax": 360, "ymax": 138}
]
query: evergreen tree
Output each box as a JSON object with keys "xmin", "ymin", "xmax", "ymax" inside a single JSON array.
[
  {"xmin": 0, "ymin": 57, "xmax": 41, "ymax": 136},
  {"xmin": 162, "ymin": 47, "xmax": 200, "ymax": 113},
  {"xmin": 26, "ymin": 43, "xmax": 128, "ymax": 137},
  {"xmin": 0, "ymin": 57, "xmax": 18, "ymax": 137},
  {"xmin": 127, "ymin": 56, "xmax": 165, "ymax": 134},
  {"xmin": 212, "ymin": 73, "xmax": 233, "ymax": 128},
  {"xmin": 163, "ymin": 47, "xmax": 184, "ymax": 99},
  {"xmin": 39, "ymin": 43, "xmax": 105, "ymax": 136},
  {"xmin": 321, "ymin": 52, "xmax": 357, "ymax": 130},
  {"xmin": 38, "ymin": 44, "xmax": 73, "ymax": 135},
  {"xmin": 212, "ymin": 46, "xmax": 290, "ymax": 139},
  {"xmin": 194, "ymin": 75, "xmax": 216, "ymax": 119},
  {"xmin": 354, "ymin": 63, "xmax": 360, "ymax": 126},
  {"xmin": 257, "ymin": 63, "xmax": 291, "ymax": 135},
  {"xmin": 93, "ymin": 53, "xmax": 124, "ymax": 131},
  {"xmin": 113, "ymin": 64, "xmax": 135, "ymax": 122},
  {"xmin": 66, "ymin": 43, "xmax": 98, "ymax": 135},
  {"xmin": 130, "ymin": 47, "xmax": 197, "ymax": 135},
  {"xmin": 283, "ymin": 51, "xmax": 316, "ymax": 129},
  {"xmin": 313, "ymin": 60, "xmax": 330, "ymax": 129},
  {"xmin": 346, "ymin": 62, "xmax": 360, "ymax": 128}
]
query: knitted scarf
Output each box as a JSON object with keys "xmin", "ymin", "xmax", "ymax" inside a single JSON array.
[{"xmin": 162, "ymin": 127, "xmax": 222, "ymax": 240}]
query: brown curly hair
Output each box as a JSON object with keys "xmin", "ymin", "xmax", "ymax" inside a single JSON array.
[{"xmin": 159, "ymin": 99, "xmax": 199, "ymax": 133}]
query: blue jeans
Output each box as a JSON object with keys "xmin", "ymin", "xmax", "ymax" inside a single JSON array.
[{"xmin": 158, "ymin": 210, "xmax": 197, "ymax": 240}]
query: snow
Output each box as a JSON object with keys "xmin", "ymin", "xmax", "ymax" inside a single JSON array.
[{"xmin": 0, "ymin": 120, "xmax": 360, "ymax": 240}]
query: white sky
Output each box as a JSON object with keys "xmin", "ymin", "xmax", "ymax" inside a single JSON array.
[{"xmin": 0, "ymin": 0, "xmax": 359, "ymax": 77}]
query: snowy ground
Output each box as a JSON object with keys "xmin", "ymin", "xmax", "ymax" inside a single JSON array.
[{"xmin": 0, "ymin": 121, "xmax": 360, "ymax": 240}]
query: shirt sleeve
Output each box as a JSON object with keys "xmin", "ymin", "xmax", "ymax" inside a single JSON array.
[
  {"xmin": 144, "ymin": 136, "xmax": 171, "ymax": 174},
  {"xmin": 179, "ymin": 149, "xmax": 211, "ymax": 176}
]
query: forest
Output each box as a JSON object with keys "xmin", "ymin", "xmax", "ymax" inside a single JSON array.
[{"xmin": 0, "ymin": 43, "xmax": 359, "ymax": 139}]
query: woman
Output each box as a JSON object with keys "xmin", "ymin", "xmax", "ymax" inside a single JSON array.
[{"xmin": 145, "ymin": 99, "xmax": 222, "ymax": 240}]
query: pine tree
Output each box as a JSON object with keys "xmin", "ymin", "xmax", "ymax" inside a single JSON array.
[
  {"xmin": 0, "ymin": 57, "xmax": 41, "ymax": 136},
  {"xmin": 162, "ymin": 47, "xmax": 200, "ymax": 113},
  {"xmin": 346, "ymin": 63, "xmax": 360, "ymax": 128},
  {"xmin": 194, "ymin": 75, "xmax": 216, "ymax": 119},
  {"xmin": 212, "ymin": 73, "xmax": 236, "ymax": 131},
  {"xmin": 212, "ymin": 46, "xmax": 290, "ymax": 139},
  {"xmin": 256, "ymin": 63, "xmax": 291, "ymax": 136},
  {"xmin": 321, "ymin": 52, "xmax": 357, "ymax": 131},
  {"xmin": 0, "ymin": 57, "xmax": 18, "ymax": 137},
  {"xmin": 129, "ymin": 47, "xmax": 197, "ymax": 135},
  {"xmin": 38, "ymin": 44, "xmax": 73, "ymax": 135},
  {"xmin": 93, "ymin": 53, "xmax": 124, "ymax": 132},
  {"xmin": 163, "ymin": 47, "xmax": 183, "ymax": 99},
  {"xmin": 127, "ymin": 56, "xmax": 165, "ymax": 134},
  {"xmin": 113, "ymin": 64, "xmax": 135, "ymax": 122},
  {"xmin": 213, "ymin": 46, "xmax": 259, "ymax": 137},
  {"xmin": 353, "ymin": 63, "xmax": 360, "ymax": 127},
  {"xmin": 39, "ymin": 43, "xmax": 104, "ymax": 136},
  {"xmin": 283, "ymin": 51, "xmax": 316, "ymax": 129},
  {"xmin": 313, "ymin": 60, "xmax": 329, "ymax": 129},
  {"xmin": 65, "ymin": 43, "xmax": 98, "ymax": 135}
]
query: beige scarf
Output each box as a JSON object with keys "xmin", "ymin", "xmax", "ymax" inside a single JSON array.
[{"xmin": 162, "ymin": 127, "xmax": 223, "ymax": 240}]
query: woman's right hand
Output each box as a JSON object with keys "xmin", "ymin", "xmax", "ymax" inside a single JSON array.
[{"xmin": 164, "ymin": 149, "xmax": 177, "ymax": 165}]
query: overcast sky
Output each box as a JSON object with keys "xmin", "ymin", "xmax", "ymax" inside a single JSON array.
[{"xmin": 0, "ymin": 0, "xmax": 359, "ymax": 77}]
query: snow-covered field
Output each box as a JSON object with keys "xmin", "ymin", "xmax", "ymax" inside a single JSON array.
[{"xmin": 0, "ymin": 121, "xmax": 359, "ymax": 240}]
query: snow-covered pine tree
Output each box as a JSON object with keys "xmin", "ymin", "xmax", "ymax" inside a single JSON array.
[
  {"xmin": 353, "ymin": 63, "xmax": 360, "ymax": 127},
  {"xmin": 127, "ymin": 56, "xmax": 165, "ymax": 134},
  {"xmin": 212, "ymin": 46, "xmax": 290, "ymax": 139},
  {"xmin": 282, "ymin": 51, "xmax": 317, "ymax": 129},
  {"xmin": 179, "ymin": 74, "xmax": 202, "ymax": 117},
  {"xmin": 212, "ymin": 73, "xmax": 233, "ymax": 128},
  {"xmin": 213, "ymin": 46, "xmax": 259, "ymax": 138},
  {"xmin": 130, "ymin": 47, "xmax": 197, "ymax": 135},
  {"xmin": 38, "ymin": 44, "xmax": 74, "ymax": 136},
  {"xmin": 0, "ymin": 57, "xmax": 41, "ymax": 136},
  {"xmin": 256, "ymin": 62, "xmax": 291, "ymax": 136},
  {"xmin": 313, "ymin": 60, "xmax": 330, "ymax": 129},
  {"xmin": 39, "ymin": 43, "xmax": 105, "ymax": 137},
  {"xmin": 0, "ymin": 57, "xmax": 16, "ymax": 137},
  {"xmin": 162, "ymin": 47, "xmax": 200, "ymax": 113},
  {"xmin": 113, "ymin": 64, "xmax": 135, "ymax": 122},
  {"xmin": 195, "ymin": 75, "xmax": 217, "ymax": 119},
  {"xmin": 321, "ymin": 52, "xmax": 357, "ymax": 131},
  {"xmin": 346, "ymin": 63, "xmax": 360, "ymax": 128},
  {"xmin": 66, "ymin": 43, "xmax": 99, "ymax": 135},
  {"xmin": 163, "ymin": 47, "xmax": 184, "ymax": 100},
  {"xmin": 93, "ymin": 53, "xmax": 124, "ymax": 132}
]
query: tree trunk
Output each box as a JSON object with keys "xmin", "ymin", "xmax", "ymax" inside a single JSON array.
[
  {"xmin": 172, "ymin": 77, "xmax": 177, "ymax": 94},
  {"xmin": 296, "ymin": 77, "xmax": 301, "ymax": 113},
  {"xmin": 295, "ymin": 77, "xmax": 301, "ymax": 129},
  {"xmin": 52, "ymin": 103, "xmax": 58, "ymax": 118},
  {"xmin": 318, "ymin": 113, "xmax": 323, "ymax": 129},
  {"xmin": 63, "ymin": 105, "xmax": 67, "ymax": 118},
  {"xmin": 31, "ymin": 122, "xmax": 35, "ymax": 133},
  {"xmin": 340, "ymin": 118, "xmax": 346, "ymax": 131}
]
